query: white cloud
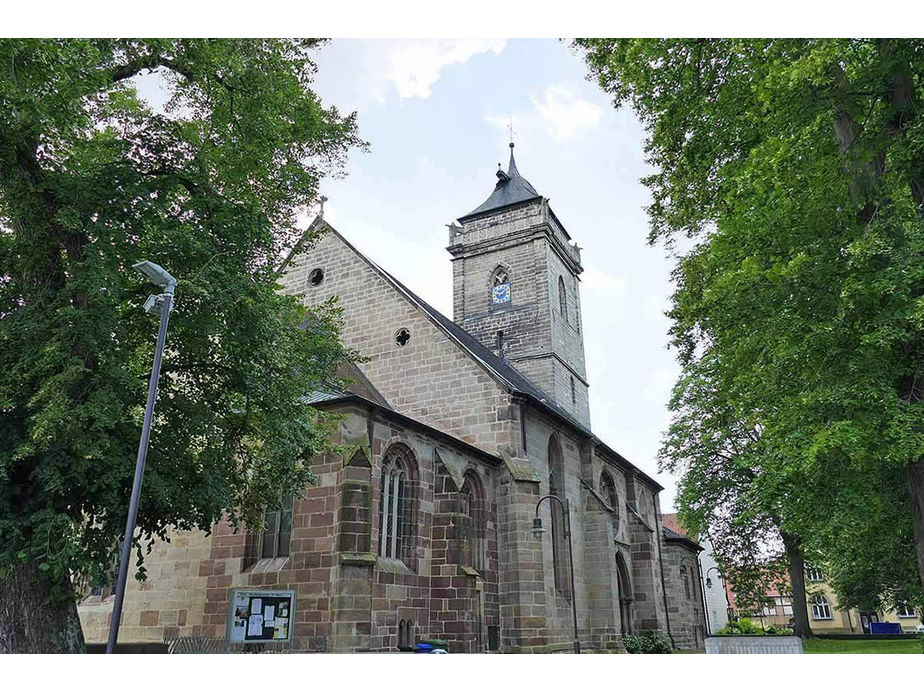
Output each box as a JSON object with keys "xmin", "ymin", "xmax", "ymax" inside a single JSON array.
[
  {"xmin": 485, "ymin": 83, "xmax": 603, "ymax": 149},
  {"xmin": 381, "ymin": 39, "xmax": 506, "ymax": 101},
  {"xmin": 531, "ymin": 85, "xmax": 602, "ymax": 141},
  {"xmin": 312, "ymin": 39, "xmax": 506, "ymax": 111}
]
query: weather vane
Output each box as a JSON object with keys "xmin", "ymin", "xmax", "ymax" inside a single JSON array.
[{"xmin": 507, "ymin": 117, "xmax": 516, "ymax": 146}]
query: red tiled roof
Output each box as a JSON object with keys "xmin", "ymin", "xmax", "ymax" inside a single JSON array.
[{"xmin": 662, "ymin": 513, "xmax": 696, "ymax": 541}]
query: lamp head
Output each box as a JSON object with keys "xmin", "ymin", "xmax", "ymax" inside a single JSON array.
[
  {"xmin": 706, "ymin": 577, "xmax": 713, "ymax": 589},
  {"xmin": 531, "ymin": 516, "xmax": 545, "ymax": 539},
  {"xmin": 143, "ymin": 294, "xmax": 163, "ymax": 315},
  {"xmin": 133, "ymin": 260, "xmax": 176, "ymax": 291}
]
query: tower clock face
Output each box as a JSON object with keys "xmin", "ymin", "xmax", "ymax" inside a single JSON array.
[{"xmin": 492, "ymin": 282, "xmax": 511, "ymax": 304}]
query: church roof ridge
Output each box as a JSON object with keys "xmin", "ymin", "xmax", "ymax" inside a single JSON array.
[
  {"xmin": 318, "ymin": 221, "xmax": 663, "ymax": 492},
  {"xmin": 457, "ymin": 142, "xmax": 542, "ymax": 223}
]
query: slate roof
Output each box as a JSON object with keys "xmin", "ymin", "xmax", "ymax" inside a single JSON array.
[
  {"xmin": 662, "ymin": 524, "xmax": 704, "ymax": 552},
  {"xmin": 457, "ymin": 144, "xmax": 542, "ymax": 223},
  {"xmin": 324, "ymin": 226, "xmax": 663, "ymax": 492},
  {"xmin": 305, "ymin": 390, "xmax": 502, "ymax": 467},
  {"xmin": 302, "ymin": 362, "xmax": 391, "ymax": 408}
]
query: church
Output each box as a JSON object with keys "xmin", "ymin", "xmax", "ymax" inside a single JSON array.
[{"xmin": 78, "ymin": 144, "xmax": 706, "ymax": 653}]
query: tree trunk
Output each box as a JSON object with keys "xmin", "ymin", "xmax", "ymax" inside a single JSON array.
[
  {"xmin": 781, "ymin": 530, "xmax": 813, "ymax": 639},
  {"xmin": 0, "ymin": 561, "xmax": 86, "ymax": 653},
  {"xmin": 907, "ymin": 458, "xmax": 924, "ymax": 598}
]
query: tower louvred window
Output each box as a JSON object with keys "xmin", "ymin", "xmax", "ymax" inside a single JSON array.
[{"xmin": 492, "ymin": 267, "xmax": 511, "ymax": 304}]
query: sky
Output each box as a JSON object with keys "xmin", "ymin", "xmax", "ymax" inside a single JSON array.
[{"xmin": 304, "ymin": 39, "xmax": 683, "ymax": 509}]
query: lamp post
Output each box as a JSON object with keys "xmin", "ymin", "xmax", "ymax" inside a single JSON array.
[
  {"xmin": 531, "ymin": 494, "xmax": 580, "ymax": 654},
  {"xmin": 106, "ymin": 261, "xmax": 177, "ymax": 654}
]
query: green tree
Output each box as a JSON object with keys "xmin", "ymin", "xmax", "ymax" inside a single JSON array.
[
  {"xmin": 0, "ymin": 39, "xmax": 363, "ymax": 652},
  {"xmin": 576, "ymin": 39, "xmax": 924, "ymax": 606},
  {"xmin": 662, "ymin": 354, "xmax": 813, "ymax": 636}
]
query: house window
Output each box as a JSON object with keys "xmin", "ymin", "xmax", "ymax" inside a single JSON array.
[
  {"xmin": 805, "ymin": 565, "xmax": 824, "ymax": 582},
  {"xmin": 378, "ymin": 447, "xmax": 414, "ymax": 563},
  {"xmin": 547, "ymin": 435, "xmax": 570, "ymax": 600},
  {"xmin": 308, "ymin": 267, "xmax": 324, "ymax": 286},
  {"xmin": 778, "ymin": 596, "xmax": 794, "ymax": 616},
  {"xmin": 260, "ymin": 496, "xmax": 293, "ymax": 559},
  {"xmin": 558, "ymin": 276, "xmax": 568, "ymax": 323},
  {"xmin": 759, "ymin": 601, "xmax": 777, "ymax": 617},
  {"xmin": 896, "ymin": 602, "xmax": 917, "ymax": 619},
  {"xmin": 810, "ymin": 595, "xmax": 832, "ymax": 620},
  {"xmin": 491, "ymin": 267, "xmax": 511, "ymax": 305},
  {"xmin": 680, "ymin": 564, "xmax": 691, "ymax": 599},
  {"xmin": 570, "ymin": 376, "xmax": 576, "ymax": 406}
]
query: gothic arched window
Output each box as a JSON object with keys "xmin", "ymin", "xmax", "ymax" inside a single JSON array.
[
  {"xmin": 680, "ymin": 564, "xmax": 691, "ymax": 599},
  {"xmin": 491, "ymin": 266, "xmax": 511, "ymax": 306},
  {"xmin": 599, "ymin": 469, "xmax": 620, "ymax": 533},
  {"xmin": 558, "ymin": 276, "xmax": 568, "ymax": 324},
  {"xmin": 461, "ymin": 472, "xmax": 486, "ymax": 572},
  {"xmin": 378, "ymin": 447, "xmax": 415, "ymax": 563},
  {"xmin": 548, "ymin": 435, "xmax": 570, "ymax": 599}
]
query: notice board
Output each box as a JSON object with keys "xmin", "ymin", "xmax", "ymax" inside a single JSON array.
[{"xmin": 227, "ymin": 589, "xmax": 296, "ymax": 643}]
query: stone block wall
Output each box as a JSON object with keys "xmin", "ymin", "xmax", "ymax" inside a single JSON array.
[
  {"xmin": 280, "ymin": 226, "xmax": 516, "ymax": 457},
  {"xmin": 494, "ymin": 472, "xmax": 548, "ymax": 652},
  {"xmin": 580, "ymin": 487, "xmax": 621, "ymax": 651},
  {"xmin": 80, "ymin": 404, "xmax": 505, "ymax": 653},
  {"xmin": 661, "ymin": 541, "xmax": 706, "ymax": 651},
  {"xmin": 625, "ymin": 476, "xmax": 669, "ymax": 634},
  {"xmin": 448, "ymin": 200, "xmax": 590, "ymax": 428},
  {"xmin": 78, "ymin": 527, "xmax": 212, "ymax": 644}
]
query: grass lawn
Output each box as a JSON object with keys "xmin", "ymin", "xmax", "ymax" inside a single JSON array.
[{"xmin": 803, "ymin": 638, "xmax": 922, "ymax": 654}]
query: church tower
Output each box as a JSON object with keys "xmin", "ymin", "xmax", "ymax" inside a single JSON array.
[{"xmin": 448, "ymin": 143, "xmax": 590, "ymax": 426}]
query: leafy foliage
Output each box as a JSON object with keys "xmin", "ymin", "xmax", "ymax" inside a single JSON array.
[
  {"xmin": 576, "ymin": 38, "xmax": 924, "ymax": 608},
  {"xmin": 717, "ymin": 618, "xmax": 765, "ymax": 635},
  {"xmin": 0, "ymin": 39, "xmax": 364, "ymax": 600},
  {"xmin": 622, "ymin": 630, "xmax": 673, "ymax": 653},
  {"xmin": 716, "ymin": 620, "xmax": 793, "ymax": 635}
]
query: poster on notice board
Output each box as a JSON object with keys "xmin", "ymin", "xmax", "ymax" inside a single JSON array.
[{"xmin": 227, "ymin": 589, "xmax": 296, "ymax": 643}]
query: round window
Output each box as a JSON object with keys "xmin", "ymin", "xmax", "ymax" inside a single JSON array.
[
  {"xmin": 308, "ymin": 268, "xmax": 324, "ymax": 286},
  {"xmin": 395, "ymin": 328, "xmax": 411, "ymax": 347}
]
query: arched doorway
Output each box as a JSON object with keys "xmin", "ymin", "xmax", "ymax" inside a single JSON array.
[{"xmin": 616, "ymin": 552, "xmax": 633, "ymax": 636}]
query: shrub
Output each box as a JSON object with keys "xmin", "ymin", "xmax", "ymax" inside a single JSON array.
[
  {"xmin": 764, "ymin": 624, "xmax": 793, "ymax": 635},
  {"xmin": 717, "ymin": 619, "xmax": 765, "ymax": 635},
  {"xmin": 623, "ymin": 630, "xmax": 673, "ymax": 654}
]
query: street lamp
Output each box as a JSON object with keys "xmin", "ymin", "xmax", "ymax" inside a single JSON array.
[
  {"xmin": 705, "ymin": 566, "xmax": 721, "ymax": 590},
  {"xmin": 106, "ymin": 261, "xmax": 177, "ymax": 654},
  {"xmin": 532, "ymin": 494, "xmax": 580, "ymax": 654}
]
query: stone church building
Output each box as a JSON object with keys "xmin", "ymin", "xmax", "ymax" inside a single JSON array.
[{"xmin": 78, "ymin": 145, "xmax": 706, "ymax": 653}]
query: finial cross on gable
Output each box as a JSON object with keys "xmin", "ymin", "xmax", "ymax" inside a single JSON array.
[{"xmin": 507, "ymin": 118, "xmax": 516, "ymax": 146}]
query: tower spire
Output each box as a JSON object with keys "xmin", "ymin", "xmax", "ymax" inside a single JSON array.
[
  {"xmin": 507, "ymin": 141, "xmax": 519, "ymax": 178},
  {"xmin": 506, "ymin": 119, "xmax": 519, "ymax": 177}
]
